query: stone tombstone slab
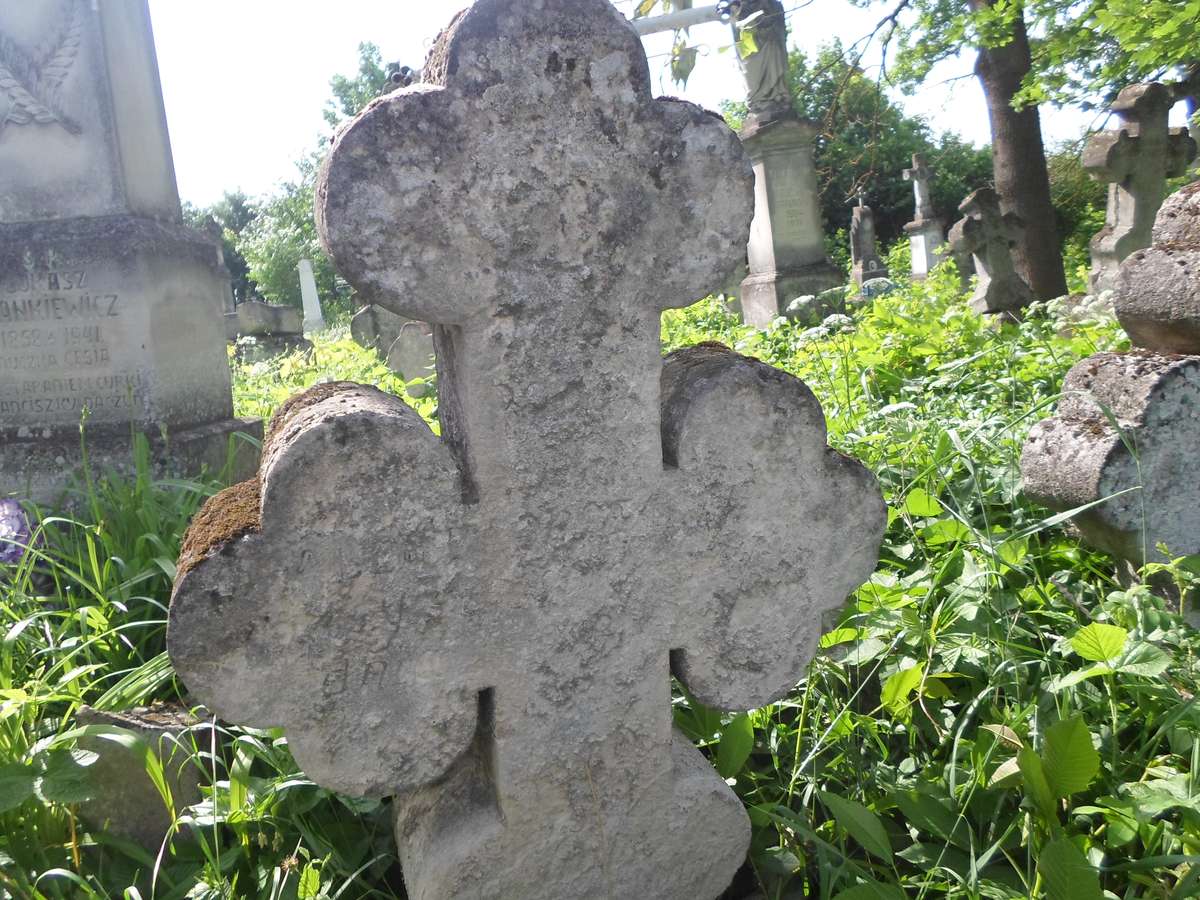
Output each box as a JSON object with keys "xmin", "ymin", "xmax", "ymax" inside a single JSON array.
[
  {"xmin": 1083, "ymin": 83, "xmax": 1197, "ymax": 294},
  {"xmin": 739, "ymin": 116, "xmax": 844, "ymax": 327},
  {"xmin": 167, "ymin": 1, "xmax": 887, "ymax": 898},
  {"xmin": 948, "ymin": 188, "xmax": 1032, "ymax": 315},
  {"xmin": 1022, "ymin": 182, "xmax": 1200, "ymax": 574},
  {"xmin": 902, "ymin": 153, "xmax": 944, "ymax": 280},
  {"xmin": 0, "ymin": 0, "xmax": 259, "ymax": 501},
  {"xmin": 385, "ymin": 320, "xmax": 435, "ymax": 382},
  {"xmin": 849, "ymin": 195, "xmax": 887, "ymax": 287}
]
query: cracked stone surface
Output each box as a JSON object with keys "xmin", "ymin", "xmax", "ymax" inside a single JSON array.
[{"xmin": 167, "ymin": 1, "xmax": 886, "ymax": 898}]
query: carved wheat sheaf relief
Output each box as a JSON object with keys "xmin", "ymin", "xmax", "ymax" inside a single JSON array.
[{"xmin": 0, "ymin": 0, "xmax": 82, "ymax": 137}]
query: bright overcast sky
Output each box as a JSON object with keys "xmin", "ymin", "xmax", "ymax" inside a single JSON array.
[{"xmin": 148, "ymin": 0, "xmax": 1169, "ymax": 207}]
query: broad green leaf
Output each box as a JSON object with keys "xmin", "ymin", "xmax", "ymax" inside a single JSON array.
[
  {"xmin": 820, "ymin": 627, "xmax": 862, "ymax": 648},
  {"xmin": 1017, "ymin": 747, "xmax": 1057, "ymax": 823},
  {"xmin": 904, "ymin": 488, "xmax": 943, "ymax": 517},
  {"xmin": 818, "ymin": 791, "xmax": 893, "ymax": 863},
  {"xmin": 1038, "ymin": 838, "xmax": 1103, "ymax": 900},
  {"xmin": 297, "ymin": 863, "xmax": 321, "ymax": 900},
  {"xmin": 1070, "ymin": 623, "xmax": 1128, "ymax": 663},
  {"xmin": 1042, "ymin": 716, "xmax": 1099, "ymax": 798},
  {"xmin": 715, "ymin": 714, "xmax": 754, "ymax": 779},
  {"xmin": 0, "ymin": 764, "xmax": 36, "ymax": 813},
  {"xmin": 36, "ymin": 749, "xmax": 97, "ymax": 805},
  {"xmin": 1048, "ymin": 663, "xmax": 1113, "ymax": 693},
  {"xmin": 1116, "ymin": 642, "xmax": 1171, "ymax": 678},
  {"xmin": 922, "ymin": 519, "xmax": 971, "ymax": 545},
  {"xmin": 893, "ymin": 787, "xmax": 962, "ymax": 846},
  {"xmin": 881, "ymin": 663, "xmax": 924, "ymax": 720},
  {"xmin": 831, "ymin": 883, "xmax": 905, "ymax": 900}
]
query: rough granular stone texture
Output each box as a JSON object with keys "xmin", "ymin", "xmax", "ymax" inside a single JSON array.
[
  {"xmin": 1021, "ymin": 351, "xmax": 1200, "ymax": 564},
  {"xmin": 1115, "ymin": 182, "xmax": 1200, "ymax": 354},
  {"xmin": 167, "ymin": 1, "xmax": 886, "ymax": 898}
]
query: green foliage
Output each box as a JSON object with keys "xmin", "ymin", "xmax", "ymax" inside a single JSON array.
[
  {"xmin": 323, "ymin": 42, "xmax": 391, "ymax": 129},
  {"xmin": 235, "ymin": 155, "xmax": 348, "ymax": 314},
  {"xmin": 183, "ymin": 190, "xmax": 258, "ymax": 304}
]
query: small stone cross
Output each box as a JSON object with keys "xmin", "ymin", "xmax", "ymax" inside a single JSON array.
[
  {"xmin": 903, "ymin": 153, "xmax": 937, "ymax": 222},
  {"xmin": 1083, "ymin": 82, "xmax": 1198, "ymax": 292},
  {"xmin": 167, "ymin": 1, "xmax": 885, "ymax": 898},
  {"xmin": 948, "ymin": 188, "xmax": 1032, "ymax": 315}
]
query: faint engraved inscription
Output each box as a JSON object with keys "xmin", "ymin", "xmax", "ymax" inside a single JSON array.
[{"xmin": 0, "ymin": 0, "xmax": 82, "ymax": 137}]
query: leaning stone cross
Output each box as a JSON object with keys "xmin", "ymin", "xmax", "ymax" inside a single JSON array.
[
  {"xmin": 1083, "ymin": 82, "xmax": 1197, "ymax": 293},
  {"xmin": 167, "ymin": 1, "xmax": 885, "ymax": 898},
  {"xmin": 903, "ymin": 153, "xmax": 937, "ymax": 222},
  {"xmin": 948, "ymin": 187, "xmax": 1032, "ymax": 315}
]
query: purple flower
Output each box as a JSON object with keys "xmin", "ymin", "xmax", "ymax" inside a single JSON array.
[{"xmin": 0, "ymin": 500, "xmax": 33, "ymax": 565}]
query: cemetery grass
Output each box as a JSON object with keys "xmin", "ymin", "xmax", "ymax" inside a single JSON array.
[{"xmin": 3, "ymin": 265, "xmax": 1199, "ymax": 898}]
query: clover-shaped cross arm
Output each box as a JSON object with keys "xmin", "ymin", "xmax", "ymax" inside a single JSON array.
[
  {"xmin": 657, "ymin": 346, "xmax": 887, "ymax": 710},
  {"xmin": 168, "ymin": 384, "xmax": 482, "ymax": 797},
  {"xmin": 316, "ymin": 0, "xmax": 752, "ymax": 328}
]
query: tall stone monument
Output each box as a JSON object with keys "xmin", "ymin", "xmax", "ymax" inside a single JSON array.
[
  {"xmin": 297, "ymin": 259, "xmax": 325, "ymax": 332},
  {"xmin": 1083, "ymin": 82, "xmax": 1197, "ymax": 293},
  {"xmin": 902, "ymin": 153, "xmax": 945, "ymax": 280},
  {"xmin": 948, "ymin": 188, "xmax": 1032, "ymax": 315},
  {"xmin": 167, "ymin": 1, "xmax": 886, "ymax": 898},
  {"xmin": 849, "ymin": 193, "xmax": 887, "ymax": 287},
  {"xmin": 733, "ymin": 0, "xmax": 842, "ymax": 327},
  {"xmin": 0, "ymin": 0, "xmax": 259, "ymax": 501},
  {"xmin": 1022, "ymin": 183, "xmax": 1200, "ymax": 597}
]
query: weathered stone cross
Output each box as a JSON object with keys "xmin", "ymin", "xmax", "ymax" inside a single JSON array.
[
  {"xmin": 1083, "ymin": 82, "xmax": 1198, "ymax": 293},
  {"xmin": 948, "ymin": 187, "xmax": 1032, "ymax": 315},
  {"xmin": 167, "ymin": 1, "xmax": 885, "ymax": 897},
  {"xmin": 903, "ymin": 153, "xmax": 937, "ymax": 223}
]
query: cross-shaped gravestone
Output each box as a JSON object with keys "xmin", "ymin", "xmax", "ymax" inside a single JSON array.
[
  {"xmin": 167, "ymin": 1, "xmax": 885, "ymax": 898},
  {"xmin": 947, "ymin": 188, "xmax": 1032, "ymax": 315},
  {"xmin": 902, "ymin": 153, "xmax": 946, "ymax": 280},
  {"xmin": 1083, "ymin": 82, "xmax": 1198, "ymax": 293},
  {"xmin": 903, "ymin": 153, "xmax": 937, "ymax": 223},
  {"xmin": 849, "ymin": 193, "xmax": 887, "ymax": 287}
]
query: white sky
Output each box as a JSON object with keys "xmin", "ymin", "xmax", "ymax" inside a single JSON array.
[{"xmin": 147, "ymin": 0, "xmax": 1183, "ymax": 207}]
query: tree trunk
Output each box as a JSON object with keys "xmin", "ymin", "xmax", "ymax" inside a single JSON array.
[{"xmin": 968, "ymin": 0, "xmax": 1067, "ymax": 301}]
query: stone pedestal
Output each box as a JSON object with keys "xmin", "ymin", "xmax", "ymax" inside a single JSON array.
[
  {"xmin": 738, "ymin": 117, "xmax": 843, "ymax": 327},
  {"xmin": 297, "ymin": 259, "xmax": 326, "ymax": 332},
  {"xmin": 0, "ymin": 219, "xmax": 260, "ymax": 500},
  {"xmin": 905, "ymin": 218, "xmax": 945, "ymax": 280},
  {"xmin": 0, "ymin": 0, "xmax": 259, "ymax": 502}
]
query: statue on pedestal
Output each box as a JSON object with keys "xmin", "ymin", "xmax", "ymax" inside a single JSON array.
[{"xmin": 731, "ymin": 0, "xmax": 793, "ymax": 126}]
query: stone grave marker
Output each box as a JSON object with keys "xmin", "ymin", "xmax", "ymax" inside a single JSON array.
[
  {"xmin": 902, "ymin": 153, "xmax": 945, "ymax": 280},
  {"xmin": 297, "ymin": 259, "xmax": 326, "ymax": 332},
  {"xmin": 225, "ymin": 299, "xmax": 313, "ymax": 362},
  {"xmin": 167, "ymin": 1, "xmax": 886, "ymax": 897},
  {"xmin": 1022, "ymin": 182, "xmax": 1200, "ymax": 593},
  {"xmin": 350, "ymin": 302, "xmax": 436, "ymax": 380},
  {"xmin": 0, "ymin": 0, "xmax": 259, "ymax": 501},
  {"xmin": 948, "ymin": 188, "xmax": 1032, "ymax": 315},
  {"xmin": 1083, "ymin": 82, "xmax": 1197, "ymax": 294},
  {"xmin": 849, "ymin": 192, "xmax": 888, "ymax": 288}
]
